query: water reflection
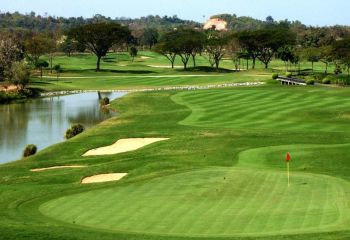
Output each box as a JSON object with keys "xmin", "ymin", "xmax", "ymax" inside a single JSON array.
[{"xmin": 0, "ymin": 92, "xmax": 125, "ymax": 163}]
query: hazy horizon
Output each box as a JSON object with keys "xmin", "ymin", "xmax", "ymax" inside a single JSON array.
[{"xmin": 2, "ymin": 0, "xmax": 350, "ymax": 26}]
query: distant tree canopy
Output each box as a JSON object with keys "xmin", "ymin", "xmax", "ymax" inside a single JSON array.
[
  {"xmin": 238, "ymin": 26, "xmax": 296, "ymax": 69},
  {"xmin": 205, "ymin": 30, "xmax": 230, "ymax": 69},
  {"xmin": 140, "ymin": 28, "xmax": 159, "ymax": 50},
  {"xmin": 24, "ymin": 35, "xmax": 54, "ymax": 65},
  {"xmin": 155, "ymin": 28, "xmax": 206, "ymax": 69},
  {"xmin": 69, "ymin": 23, "xmax": 131, "ymax": 71}
]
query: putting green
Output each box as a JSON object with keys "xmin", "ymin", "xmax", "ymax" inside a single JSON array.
[{"xmin": 40, "ymin": 168, "xmax": 350, "ymax": 237}]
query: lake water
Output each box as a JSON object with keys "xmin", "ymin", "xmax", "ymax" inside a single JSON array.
[{"xmin": 0, "ymin": 92, "xmax": 125, "ymax": 163}]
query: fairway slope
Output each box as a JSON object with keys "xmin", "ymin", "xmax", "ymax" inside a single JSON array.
[{"xmin": 40, "ymin": 168, "xmax": 350, "ymax": 237}]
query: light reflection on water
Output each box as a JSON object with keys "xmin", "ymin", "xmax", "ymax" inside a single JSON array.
[{"xmin": 0, "ymin": 92, "xmax": 125, "ymax": 163}]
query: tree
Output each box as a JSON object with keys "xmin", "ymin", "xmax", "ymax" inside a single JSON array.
[
  {"xmin": 154, "ymin": 31, "xmax": 179, "ymax": 69},
  {"xmin": 24, "ymin": 35, "xmax": 51, "ymax": 65},
  {"xmin": 59, "ymin": 37, "xmax": 75, "ymax": 57},
  {"xmin": 69, "ymin": 23, "xmax": 131, "ymax": 71},
  {"xmin": 140, "ymin": 28, "xmax": 159, "ymax": 50},
  {"xmin": 129, "ymin": 46, "xmax": 138, "ymax": 62},
  {"xmin": 46, "ymin": 37, "xmax": 57, "ymax": 74},
  {"xmin": 205, "ymin": 31, "xmax": 229, "ymax": 69},
  {"xmin": 331, "ymin": 39, "xmax": 350, "ymax": 76},
  {"xmin": 0, "ymin": 34, "xmax": 24, "ymax": 82},
  {"xmin": 35, "ymin": 60, "xmax": 49, "ymax": 80},
  {"xmin": 172, "ymin": 28, "xmax": 205, "ymax": 69},
  {"xmin": 255, "ymin": 28, "xmax": 296, "ymax": 69},
  {"xmin": 277, "ymin": 46, "xmax": 299, "ymax": 71},
  {"xmin": 319, "ymin": 46, "xmax": 333, "ymax": 74},
  {"xmin": 226, "ymin": 35, "xmax": 241, "ymax": 70},
  {"xmin": 237, "ymin": 31, "xmax": 260, "ymax": 69},
  {"xmin": 302, "ymin": 47, "xmax": 321, "ymax": 73},
  {"xmin": 8, "ymin": 61, "xmax": 30, "ymax": 90},
  {"xmin": 53, "ymin": 64, "xmax": 62, "ymax": 80}
]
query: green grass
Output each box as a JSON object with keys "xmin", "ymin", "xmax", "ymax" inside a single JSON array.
[
  {"xmin": 40, "ymin": 167, "xmax": 350, "ymax": 237},
  {"xmin": 31, "ymin": 51, "xmax": 335, "ymax": 91},
  {"xmin": 2, "ymin": 86, "xmax": 350, "ymax": 240},
  {"xmin": 2, "ymin": 51, "xmax": 350, "ymax": 240}
]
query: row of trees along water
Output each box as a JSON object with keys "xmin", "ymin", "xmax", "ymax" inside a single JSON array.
[{"xmin": 1, "ymin": 14, "xmax": 350, "ymax": 94}]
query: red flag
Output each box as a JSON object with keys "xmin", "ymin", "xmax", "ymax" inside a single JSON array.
[{"xmin": 286, "ymin": 152, "xmax": 291, "ymax": 162}]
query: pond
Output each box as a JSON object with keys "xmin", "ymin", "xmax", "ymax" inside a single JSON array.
[{"xmin": 0, "ymin": 92, "xmax": 126, "ymax": 164}]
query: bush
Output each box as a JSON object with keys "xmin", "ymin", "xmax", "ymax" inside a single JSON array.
[
  {"xmin": 100, "ymin": 97, "xmax": 110, "ymax": 106},
  {"xmin": 322, "ymin": 78, "xmax": 331, "ymax": 84},
  {"xmin": 65, "ymin": 124, "xmax": 85, "ymax": 139},
  {"xmin": 272, "ymin": 73, "xmax": 279, "ymax": 80},
  {"xmin": 286, "ymin": 72, "xmax": 292, "ymax": 78},
  {"xmin": 306, "ymin": 79, "xmax": 315, "ymax": 85},
  {"xmin": 23, "ymin": 144, "xmax": 37, "ymax": 157}
]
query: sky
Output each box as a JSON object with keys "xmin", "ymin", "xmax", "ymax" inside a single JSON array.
[{"xmin": 1, "ymin": 0, "xmax": 350, "ymax": 26}]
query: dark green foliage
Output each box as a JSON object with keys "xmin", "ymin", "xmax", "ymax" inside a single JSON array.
[
  {"xmin": 272, "ymin": 73, "xmax": 279, "ymax": 79},
  {"xmin": 25, "ymin": 35, "xmax": 55, "ymax": 65},
  {"xmin": 58, "ymin": 37, "xmax": 76, "ymax": 57},
  {"xmin": 35, "ymin": 59, "xmax": 49, "ymax": 80},
  {"xmin": 155, "ymin": 28, "xmax": 206, "ymax": 69},
  {"xmin": 65, "ymin": 124, "xmax": 85, "ymax": 139},
  {"xmin": 322, "ymin": 78, "xmax": 331, "ymax": 84},
  {"xmin": 53, "ymin": 64, "xmax": 62, "ymax": 79},
  {"xmin": 23, "ymin": 144, "xmax": 37, "ymax": 157},
  {"xmin": 129, "ymin": 47, "xmax": 138, "ymax": 62},
  {"xmin": 35, "ymin": 59, "xmax": 49, "ymax": 69},
  {"xmin": 69, "ymin": 23, "xmax": 131, "ymax": 71},
  {"xmin": 100, "ymin": 97, "xmax": 110, "ymax": 106},
  {"xmin": 237, "ymin": 26, "xmax": 297, "ymax": 69},
  {"xmin": 306, "ymin": 79, "xmax": 315, "ymax": 85},
  {"xmin": 140, "ymin": 28, "xmax": 159, "ymax": 49}
]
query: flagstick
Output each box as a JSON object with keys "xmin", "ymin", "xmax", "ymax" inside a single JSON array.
[{"xmin": 287, "ymin": 162, "xmax": 290, "ymax": 187}]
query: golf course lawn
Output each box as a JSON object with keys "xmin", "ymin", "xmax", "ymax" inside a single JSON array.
[
  {"xmin": 1, "ymin": 52, "xmax": 350, "ymax": 239},
  {"xmin": 30, "ymin": 51, "xmax": 330, "ymax": 91},
  {"xmin": 40, "ymin": 167, "xmax": 350, "ymax": 237}
]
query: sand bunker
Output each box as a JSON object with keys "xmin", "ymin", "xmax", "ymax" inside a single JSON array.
[
  {"xmin": 140, "ymin": 56, "xmax": 151, "ymax": 59},
  {"xmin": 81, "ymin": 173, "xmax": 127, "ymax": 184},
  {"xmin": 83, "ymin": 138, "xmax": 169, "ymax": 156},
  {"xmin": 31, "ymin": 165, "xmax": 86, "ymax": 172}
]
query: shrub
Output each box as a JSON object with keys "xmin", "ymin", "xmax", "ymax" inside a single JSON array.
[
  {"xmin": 322, "ymin": 78, "xmax": 331, "ymax": 84},
  {"xmin": 100, "ymin": 97, "xmax": 110, "ymax": 106},
  {"xmin": 306, "ymin": 79, "xmax": 315, "ymax": 85},
  {"xmin": 65, "ymin": 124, "xmax": 85, "ymax": 139},
  {"xmin": 23, "ymin": 144, "xmax": 37, "ymax": 157},
  {"xmin": 286, "ymin": 72, "xmax": 292, "ymax": 78},
  {"xmin": 272, "ymin": 73, "xmax": 279, "ymax": 80}
]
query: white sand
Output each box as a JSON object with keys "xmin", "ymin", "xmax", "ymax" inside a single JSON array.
[
  {"xmin": 83, "ymin": 138, "xmax": 169, "ymax": 156},
  {"xmin": 140, "ymin": 56, "xmax": 151, "ymax": 59},
  {"xmin": 31, "ymin": 165, "xmax": 86, "ymax": 172},
  {"xmin": 81, "ymin": 173, "xmax": 127, "ymax": 184}
]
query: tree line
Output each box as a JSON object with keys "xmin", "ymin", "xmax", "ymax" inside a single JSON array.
[{"xmin": 2, "ymin": 18, "xmax": 350, "ymax": 91}]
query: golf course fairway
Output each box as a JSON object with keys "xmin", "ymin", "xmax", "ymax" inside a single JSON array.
[{"xmin": 2, "ymin": 85, "xmax": 350, "ymax": 240}]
